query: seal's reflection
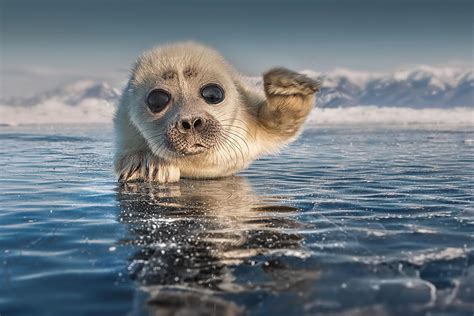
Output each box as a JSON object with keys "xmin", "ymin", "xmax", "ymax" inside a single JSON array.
[{"xmin": 117, "ymin": 176, "xmax": 315, "ymax": 315}]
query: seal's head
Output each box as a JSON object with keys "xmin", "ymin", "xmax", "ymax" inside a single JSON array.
[{"xmin": 124, "ymin": 42, "xmax": 241, "ymax": 159}]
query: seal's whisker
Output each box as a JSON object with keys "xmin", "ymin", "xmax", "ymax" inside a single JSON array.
[{"xmin": 222, "ymin": 129, "xmax": 250, "ymax": 155}]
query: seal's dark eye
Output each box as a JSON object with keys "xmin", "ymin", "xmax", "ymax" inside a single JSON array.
[
  {"xmin": 146, "ymin": 89, "xmax": 171, "ymax": 113},
  {"xmin": 200, "ymin": 84, "xmax": 225, "ymax": 104}
]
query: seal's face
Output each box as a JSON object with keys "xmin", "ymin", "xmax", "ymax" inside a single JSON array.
[
  {"xmin": 143, "ymin": 83, "xmax": 225, "ymax": 156},
  {"xmin": 126, "ymin": 44, "xmax": 242, "ymax": 160}
]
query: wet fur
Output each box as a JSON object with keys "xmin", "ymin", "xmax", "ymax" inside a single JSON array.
[{"xmin": 114, "ymin": 42, "xmax": 321, "ymax": 183}]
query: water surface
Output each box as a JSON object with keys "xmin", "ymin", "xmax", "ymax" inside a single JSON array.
[{"xmin": 1, "ymin": 124, "xmax": 473, "ymax": 315}]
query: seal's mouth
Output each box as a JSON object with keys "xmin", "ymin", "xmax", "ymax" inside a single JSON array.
[{"xmin": 178, "ymin": 143, "xmax": 210, "ymax": 155}]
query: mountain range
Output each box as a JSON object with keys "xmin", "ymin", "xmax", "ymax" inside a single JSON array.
[
  {"xmin": 1, "ymin": 66, "xmax": 472, "ymax": 110},
  {"xmin": 307, "ymin": 66, "xmax": 473, "ymax": 108}
]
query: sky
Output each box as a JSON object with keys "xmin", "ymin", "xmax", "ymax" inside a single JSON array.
[{"xmin": 0, "ymin": 0, "xmax": 473, "ymax": 98}]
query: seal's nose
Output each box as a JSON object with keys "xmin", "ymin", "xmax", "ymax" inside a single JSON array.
[{"xmin": 178, "ymin": 116, "xmax": 206, "ymax": 133}]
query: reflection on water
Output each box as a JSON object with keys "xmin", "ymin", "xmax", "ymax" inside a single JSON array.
[
  {"xmin": 117, "ymin": 177, "xmax": 318, "ymax": 315},
  {"xmin": 1, "ymin": 125, "xmax": 473, "ymax": 315}
]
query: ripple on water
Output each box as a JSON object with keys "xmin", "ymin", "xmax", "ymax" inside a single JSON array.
[{"xmin": 0, "ymin": 125, "xmax": 473, "ymax": 315}]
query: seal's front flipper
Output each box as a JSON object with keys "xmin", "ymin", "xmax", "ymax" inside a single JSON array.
[{"xmin": 115, "ymin": 152, "xmax": 180, "ymax": 183}]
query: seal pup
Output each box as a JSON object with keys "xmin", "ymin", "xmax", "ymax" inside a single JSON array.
[{"xmin": 114, "ymin": 42, "xmax": 321, "ymax": 183}]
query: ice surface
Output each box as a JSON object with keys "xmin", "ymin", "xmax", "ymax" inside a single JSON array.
[{"xmin": 1, "ymin": 125, "xmax": 473, "ymax": 315}]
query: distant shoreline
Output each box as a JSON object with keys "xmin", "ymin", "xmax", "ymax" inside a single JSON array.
[{"xmin": 1, "ymin": 106, "xmax": 473, "ymax": 127}]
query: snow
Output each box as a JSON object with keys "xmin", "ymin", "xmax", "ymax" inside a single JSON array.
[
  {"xmin": 0, "ymin": 98, "xmax": 116, "ymax": 126},
  {"xmin": 307, "ymin": 106, "xmax": 474, "ymax": 126},
  {"xmin": 0, "ymin": 65, "xmax": 472, "ymax": 126}
]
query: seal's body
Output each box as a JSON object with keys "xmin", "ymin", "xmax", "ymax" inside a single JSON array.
[{"xmin": 114, "ymin": 42, "xmax": 320, "ymax": 183}]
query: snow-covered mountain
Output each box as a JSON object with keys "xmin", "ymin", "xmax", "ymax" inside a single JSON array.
[
  {"xmin": 1, "ymin": 66, "xmax": 472, "ymax": 125},
  {"xmin": 1, "ymin": 80, "xmax": 121, "ymax": 107},
  {"xmin": 300, "ymin": 66, "xmax": 473, "ymax": 108},
  {"xmin": 2, "ymin": 66, "xmax": 472, "ymax": 109},
  {"xmin": 0, "ymin": 81, "xmax": 121, "ymax": 125}
]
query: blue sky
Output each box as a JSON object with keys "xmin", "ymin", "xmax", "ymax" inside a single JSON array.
[{"xmin": 1, "ymin": 0, "xmax": 472, "ymax": 97}]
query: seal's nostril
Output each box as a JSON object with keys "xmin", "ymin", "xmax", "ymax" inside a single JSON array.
[
  {"xmin": 178, "ymin": 117, "xmax": 205, "ymax": 132},
  {"xmin": 181, "ymin": 121, "xmax": 192, "ymax": 130},
  {"xmin": 193, "ymin": 118, "xmax": 202, "ymax": 129}
]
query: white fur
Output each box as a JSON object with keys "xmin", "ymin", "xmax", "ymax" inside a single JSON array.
[{"xmin": 114, "ymin": 42, "xmax": 319, "ymax": 182}]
